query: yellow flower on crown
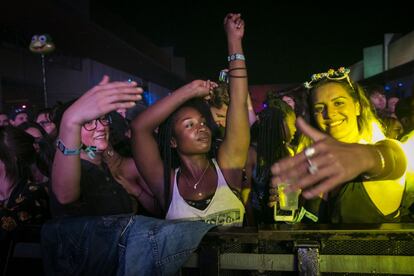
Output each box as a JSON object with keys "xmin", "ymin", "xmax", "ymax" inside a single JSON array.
[{"xmin": 304, "ymin": 67, "xmax": 351, "ymax": 89}]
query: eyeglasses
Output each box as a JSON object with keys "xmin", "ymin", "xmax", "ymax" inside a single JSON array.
[{"xmin": 83, "ymin": 116, "xmax": 111, "ymax": 131}]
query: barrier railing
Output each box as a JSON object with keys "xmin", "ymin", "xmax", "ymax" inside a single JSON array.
[{"xmin": 183, "ymin": 223, "xmax": 414, "ymax": 275}]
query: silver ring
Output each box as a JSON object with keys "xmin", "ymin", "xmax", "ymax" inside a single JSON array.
[
  {"xmin": 304, "ymin": 146, "xmax": 316, "ymax": 158},
  {"xmin": 306, "ymin": 158, "xmax": 318, "ymax": 175}
]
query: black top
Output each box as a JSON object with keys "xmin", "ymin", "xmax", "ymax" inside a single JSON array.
[
  {"xmin": 51, "ymin": 159, "xmax": 135, "ymax": 217},
  {"xmin": 1, "ymin": 179, "xmax": 50, "ymax": 241},
  {"xmin": 329, "ymin": 180, "xmax": 400, "ymax": 223}
]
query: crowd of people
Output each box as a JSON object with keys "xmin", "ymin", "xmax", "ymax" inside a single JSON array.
[{"xmin": 1, "ymin": 13, "xmax": 414, "ymax": 275}]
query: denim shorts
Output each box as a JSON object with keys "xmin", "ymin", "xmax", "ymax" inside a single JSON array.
[{"xmin": 41, "ymin": 215, "xmax": 214, "ymax": 276}]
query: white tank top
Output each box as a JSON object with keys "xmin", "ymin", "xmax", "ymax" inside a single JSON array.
[{"xmin": 165, "ymin": 159, "xmax": 245, "ymax": 226}]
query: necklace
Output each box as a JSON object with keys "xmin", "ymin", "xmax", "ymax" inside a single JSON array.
[{"xmin": 183, "ymin": 161, "xmax": 210, "ymax": 190}]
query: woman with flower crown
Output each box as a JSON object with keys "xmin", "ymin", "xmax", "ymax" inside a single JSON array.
[{"xmin": 268, "ymin": 67, "xmax": 407, "ymax": 223}]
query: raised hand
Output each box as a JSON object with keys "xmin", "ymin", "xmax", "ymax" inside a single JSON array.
[
  {"xmin": 180, "ymin": 79, "xmax": 218, "ymax": 99},
  {"xmin": 65, "ymin": 75, "xmax": 143, "ymax": 126},
  {"xmin": 269, "ymin": 117, "xmax": 372, "ymax": 201},
  {"xmin": 224, "ymin": 13, "xmax": 245, "ymax": 40}
]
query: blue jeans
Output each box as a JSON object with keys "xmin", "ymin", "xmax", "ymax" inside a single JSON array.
[{"xmin": 41, "ymin": 215, "xmax": 214, "ymax": 276}]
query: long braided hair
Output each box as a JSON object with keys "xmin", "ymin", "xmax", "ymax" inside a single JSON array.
[
  {"xmin": 255, "ymin": 99, "xmax": 295, "ymax": 189},
  {"xmin": 157, "ymin": 98, "xmax": 218, "ymax": 213}
]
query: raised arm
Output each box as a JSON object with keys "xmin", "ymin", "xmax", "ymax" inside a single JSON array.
[
  {"xmin": 52, "ymin": 76, "xmax": 141, "ymax": 204},
  {"xmin": 131, "ymin": 80, "xmax": 214, "ymax": 209},
  {"xmin": 218, "ymin": 13, "xmax": 250, "ymax": 169}
]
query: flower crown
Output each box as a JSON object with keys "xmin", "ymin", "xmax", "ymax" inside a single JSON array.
[{"xmin": 304, "ymin": 67, "xmax": 352, "ymax": 89}]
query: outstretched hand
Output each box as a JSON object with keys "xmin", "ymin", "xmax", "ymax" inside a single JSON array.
[
  {"xmin": 224, "ymin": 13, "xmax": 245, "ymax": 40},
  {"xmin": 269, "ymin": 117, "xmax": 370, "ymax": 205},
  {"xmin": 65, "ymin": 75, "xmax": 143, "ymax": 126}
]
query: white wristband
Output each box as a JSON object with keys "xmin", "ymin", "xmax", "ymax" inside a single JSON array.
[{"xmin": 227, "ymin": 53, "xmax": 245, "ymax": 62}]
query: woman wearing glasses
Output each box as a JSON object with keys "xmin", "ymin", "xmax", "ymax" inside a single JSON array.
[
  {"xmin": 269, "ymin": 68, "xmax": 407, "ymax": 223},
  {"xmin": 50, "ymin": 76, "xmax": 158, "ymax": 217}
]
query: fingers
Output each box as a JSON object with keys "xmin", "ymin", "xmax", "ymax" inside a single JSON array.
[
  {"xmin": 296, "ymin": 117, "xmax": 327, "ymax": 142},
  {"xmin": 96, "ymin": 80, "xmax": 141, "ymax": 92},
  {"xmin": 224, "ymin": 13, "xmax": 242, "ymax": 26},
  {"xmin": 235, "ymin": 18, "xmax": 244, "ymax": 29},
  {"xmin": 91, "ymin": 79, "xmax": 143, "ymax": 110},
  {"xmin": 271, "ymin": 152, "xmax": 308, "ymax": 178},
  {"xmin": 210, "ymin": 81, "xmax": 219, "ymax": 88},
  {"xmin": 104, "ymin": 91, "xmax": 142, "ymax": 105},
  {"xmin": 99, "ymin": 75, "xmax": 110, "ymax": 85},
  {"xmin": 288, "ymin": 160, "xmax": 335, "ymax": 192}
]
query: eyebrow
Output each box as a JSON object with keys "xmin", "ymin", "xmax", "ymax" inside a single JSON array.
[
  {"xmin": 179, "ymin": 117, "xmax": 193, "ymax": 122},
  {"xmin": 314, "ymin": 96, "xmax": 347, "ymax": 105},
  {"xmin": 180, "ymin": 115, "xmax": 206, "ymax": 121}
]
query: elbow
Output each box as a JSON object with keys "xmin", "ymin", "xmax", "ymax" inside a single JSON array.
[
  {"xmin": 54, "ymin": 192, "xmax": 79, "ymax": 205},
  {"xmin": 52, "ymin": 181, "xmax": 79, "ymax": 205}
]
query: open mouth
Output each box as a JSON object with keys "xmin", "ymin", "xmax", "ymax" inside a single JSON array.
[{"xmin": 197, "ymin": 134, "xmax": 210, "ymax": 142}]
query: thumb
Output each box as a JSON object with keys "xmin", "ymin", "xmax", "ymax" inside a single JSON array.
[
  {"xmin": 99, "ymin": 75, "xmax": 110, "ymax": 85},
  {"xmin": 296, "ymin": 117, "xmax": 327, "ymax": 142}
]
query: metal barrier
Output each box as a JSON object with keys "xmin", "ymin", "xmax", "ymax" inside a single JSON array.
[{"xmin": 183, "ymin": 223, "xmax": 414, "ymax": 275}]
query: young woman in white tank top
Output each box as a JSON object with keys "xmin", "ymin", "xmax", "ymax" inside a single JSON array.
[{"xmin": 131, "ymin": 13, "xmax": 250, "ymax": 226}]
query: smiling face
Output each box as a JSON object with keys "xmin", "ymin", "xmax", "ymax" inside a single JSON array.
[
  {"xmin": 81, "ymin": 118, "xmax": 109, "ymax": 151},
  {"xmin": 171, "ymin": 107, "xmax": 212, "ymax": 155},
  {"xmin": 312, "ymin": 82, "xmax": 360, "ymax": 143}
]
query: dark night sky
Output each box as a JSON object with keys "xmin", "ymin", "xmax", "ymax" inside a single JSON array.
[{"xmin": 92, "ymin": 1, "xmax": 412, "ymax": 85}]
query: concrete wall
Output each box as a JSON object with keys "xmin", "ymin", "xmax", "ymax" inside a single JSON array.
[
  {"xmin": 0, "ymin": 45, "xmax": 170, "ymax": 112},
  {"xmin": 389, "ymin": 31, "xmax": 414, "ymax": 69}
]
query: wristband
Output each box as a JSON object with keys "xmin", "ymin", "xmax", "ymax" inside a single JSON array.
[
  {"xmin": 56, "ymin": 139, "xmax": 82, "ymax": 155},
  {"xmin": 227, "ymin": 53, "xmax": 245, "ymax": 62}
]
